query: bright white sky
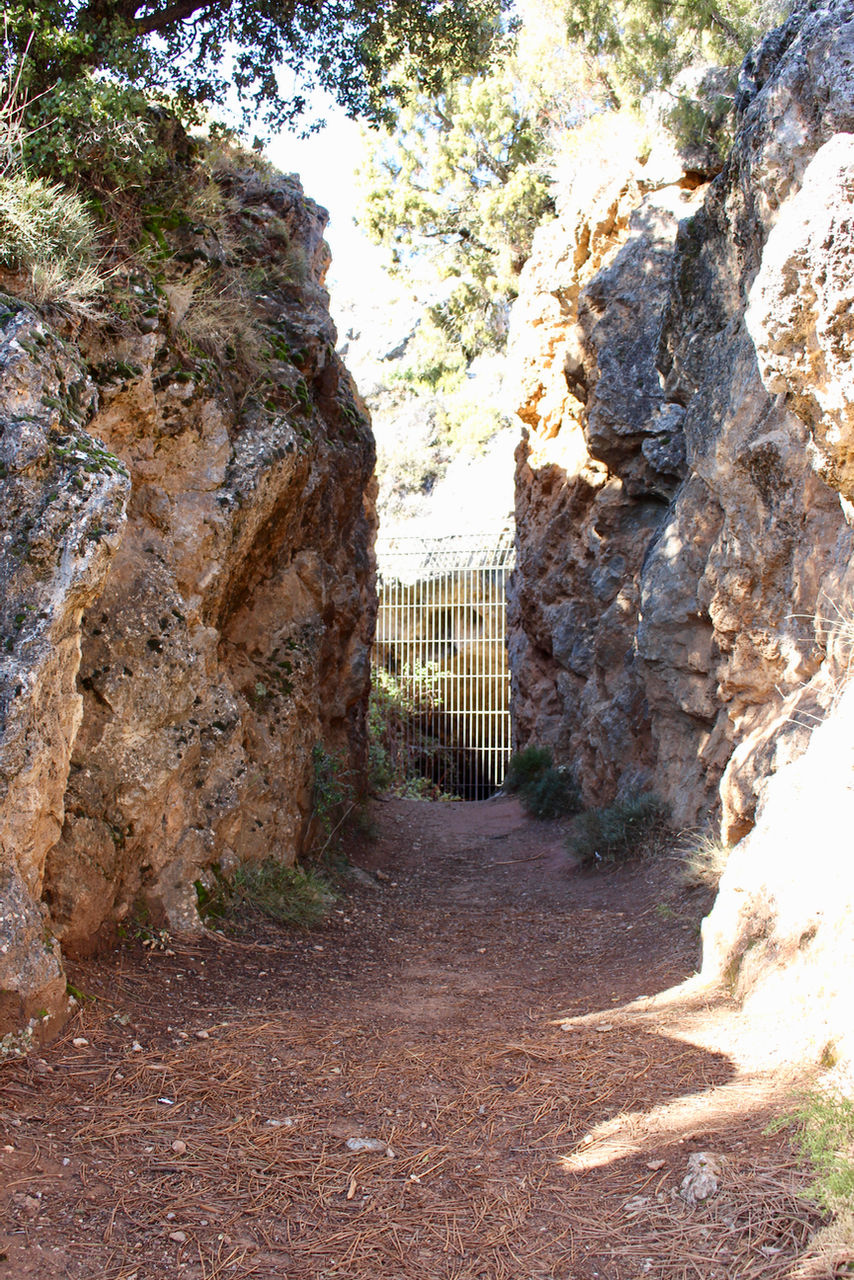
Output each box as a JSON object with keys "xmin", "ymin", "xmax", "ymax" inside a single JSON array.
[{"xmin": 263, "ymin": 99, "xmax": 400, "ymax": 313}]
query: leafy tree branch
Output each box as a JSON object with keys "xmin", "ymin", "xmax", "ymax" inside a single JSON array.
[{"xmin": 5, "ymin": 0, "xmax": 512, "ymax": 132}]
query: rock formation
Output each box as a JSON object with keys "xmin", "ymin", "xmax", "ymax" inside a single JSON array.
[
  {"xmin": 701, "ymin": 679, "xmax": 854, "ymax": 1069},
  {"xmin": 0, "ymin": 155, "xmax": 376, "ymax": 1037},
  {"xmin": 508, "ymin": 1, "xmax": 854, "ymax": 835},
  {"xmin": 0, "ymin": 307, "xmax": 129, "ymax": 1038},
  {"xmin": 507, "ymin": 0, "xmax": 854, "ymax": 1065},
  {"xmin": 507, "ymin": 124, "xmax": 709, "ymax": 812}
]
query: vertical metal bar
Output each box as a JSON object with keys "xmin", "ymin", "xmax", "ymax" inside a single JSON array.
[
  {"xmin": 410, "ymin": 553, "xmax": 416, "ymax": 789},
  {"xmin": 428, "ymin": 547, "xmax": 436, "ymax": 792},
  {"xmin": 486, "ymin": 559, "xmax": 493, "ymax": 798}
]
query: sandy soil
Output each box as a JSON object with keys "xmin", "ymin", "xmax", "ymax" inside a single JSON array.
[{"xmin": 0, "ymin": 797, "xmax": 825, "ymax": 1279}]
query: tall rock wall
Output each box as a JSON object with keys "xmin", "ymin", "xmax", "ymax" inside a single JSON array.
[
  {"xmin": 507, "ymin": 127, "xmax": 710, "ymax": 811},
  {"xmin": 508, "ymin": 1, "xmax": 854, "ymax": 839},
  {"xmin": 508, "ymin": 0, "xmax": 854, "ymax": 1066},
  {"xmin": 0, "ymin": 156, "xmax": 376, "ymax": 1037}
]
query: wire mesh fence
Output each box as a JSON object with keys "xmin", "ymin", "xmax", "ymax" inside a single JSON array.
[{"xmin": 372, "ymin": 530, "xmax": 515, "ymax": 800}]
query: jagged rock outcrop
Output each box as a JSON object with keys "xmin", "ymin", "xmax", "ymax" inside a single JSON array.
[
  {"xmin": 508, "ymin": 0, "xmax": 854, "ymax": 1065},
  {"xmin": 700, "ymin": 679, "xmax": 854, "ymax": 1069},
  {"xmin": 508, "ymin": 2, "xmax": 854, "ymax": 840},
  {"xmin": 0, "ymin": 158, "xmax": 376, "ymax": 1034},
  {"xmin": 0, "ymin": 307, "xmax": 129, "ymax": 1036},
  {"xmin": 507, "ymin": 127, "xmax": 709, "ymax": 808}
]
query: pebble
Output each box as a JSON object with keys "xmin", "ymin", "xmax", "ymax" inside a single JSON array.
[
  {"xmin": 194, "ymin": 1029, "xmax": 210, "ymax": 1040},
  {"xmin": 171, "ymin": 1140, "xmax": 187, "ymax": 1154}
]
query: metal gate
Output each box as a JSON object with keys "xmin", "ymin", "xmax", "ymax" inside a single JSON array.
[{"xmin": 372, "ymin": 530, "xmax": 515, "ymax": 800}]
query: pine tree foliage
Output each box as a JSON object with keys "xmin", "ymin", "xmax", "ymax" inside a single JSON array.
[
  {"xmin": 564, "ymin": 0, "xmax": 790, "ymax": 155},
  {"xmin": 564, "ymin": 0, "xmax": 784, "ymax": 104},
  {"xmin": 356, "ymin": 0, "xmax": 603, "ymax": 355},
  {"xmin": 356, "ymin": 0, "xmax": 789, "ymax": 359}
]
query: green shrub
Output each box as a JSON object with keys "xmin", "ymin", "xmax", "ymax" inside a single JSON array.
[
  {"xmin": 503, "ymin": 746, "xmax": 583, "ymax": 819},
  {"xmin": 230, "ymin": 860, "xmax": 336, "ymax": 928},
  {"xmin": 503, "ymin": 746, "xmax": 554, "ymax": 793},
  {"xmin": 777, "ymin": 1091, "xmax": 854, "ymax": 1215},
  {"xmin": 0, "ymin": 173, "xmax": 97, "ymax": 268},
  {"xmin": 570, "ymin": 793, "xmax": 669, "ymax": 866},
  {"xmin": 311, "ymin": 743, "xmax": 353, "ymax": 834},
  {"xmin": 522, "ymin": 768, "xmax": 583, "ymax": 819},
  {"xmin": 23, "ymin": 78, "xmax": 170, "ymax": 193},
  {"xmin": 368, "ymin": 663, "xmax": 457, "ymax": 800},
  {"xmin": 0, "ymin": 172, "xmax": 106, "ymax": 311}
]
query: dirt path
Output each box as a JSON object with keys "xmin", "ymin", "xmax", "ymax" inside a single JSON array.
[{"xmin": 0, "ymin": 799, "xmax": 821, "ymax": 1279}]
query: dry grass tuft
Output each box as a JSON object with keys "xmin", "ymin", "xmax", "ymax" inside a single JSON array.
[
  {"xmin": 678, "ymin": 830, "xmax": 732, "ymax": 890},
  {"xmin": 176, "ymin": 271, "xmax": 263, "ymax": 369}
]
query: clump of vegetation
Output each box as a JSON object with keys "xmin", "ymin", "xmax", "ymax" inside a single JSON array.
[
  {"xmin": 563, "ymin": 0, "xmax": 787, "ymax": 162},
  {"xmin": 195, "ymin": 859, "xmax": 336, "ymax": 929},
  {"xmin": 8, "ymin": 0, "xmax": 506, "ymax": 139},
  {"xmin": 503, "ymin": 745, "xmax": 583, "ymax": 819},
  {"xmin": 368, "ymin": 664, "xmax": 458, "ymax": 799},
  {"xmin": 230, "ymin": 860, "xmax": 336, "ymax": 928},
  {"xmin": 794, "ymin": 1091, "xmax": 854, "ymax": 1213},
  {"xmin": 311, "ymin": 743, "xmax": 356, "ymax": 840},
  {"xmin": 678, "ymin": 829, "xmax": 731, "ymax": 889},
  {"xmin": 22, "ymin": 77, "xmax": 170, "ymax": 194},
  {"xmin": 503, "ymin": 745, "xmax": 552, "ymax": 790},
  {"xmin": 767, "ymin": 1086, "xmax": 854, "ymax": 1273},
  {"xmin": 0, "ymin": 130, "xmax": 107, "ymax": 312},
  {"xmin": 570, "ymin": 792, "xmax": 670, "ymax": 865}
]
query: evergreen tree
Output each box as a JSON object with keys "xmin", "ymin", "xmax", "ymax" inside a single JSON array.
[
  {"xmin": 563, "ymin": 0, "xmax": 789, "ymax": 153},
  {"xmin": 356, "ymin": 0, "xmax": 598, "ymax": 356}
]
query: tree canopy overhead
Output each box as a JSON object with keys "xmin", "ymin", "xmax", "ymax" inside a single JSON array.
[{"xmin": 6, "ymin": 0, "xmax": 511, "ymax": 130}]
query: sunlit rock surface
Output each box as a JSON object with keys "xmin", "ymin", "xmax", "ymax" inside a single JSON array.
[
  {"xmin": 0, "ymin": 167, "xmax": 376, "ymax": 1031},
  {"xmin": 701, "ymin": 679, "xmax": 854, "ymax": 1070},
  {"xmin": 508, "ymin": 1, "xmax": 854, "ymax": 836},
  {"xmin": 507, "ymin": 122, "xmax": 708, "ymax": 810},
  {"xmin": 0, "ymin": 308, "xmax": 129, "ymax": 1031},
  {"xmin": 508, "ymin": 0, "xmax": 854, "ymax": 1066}
]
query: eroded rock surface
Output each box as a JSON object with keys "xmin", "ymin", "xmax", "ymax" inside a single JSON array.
[
  {"xmin": 0, "ymin": 163, "xmax": 376, "ymax": 1032},
  {"xmin": 508, "ymin": 2, "xmax": 854, "ymax": 838},
  {"xmin": 0, "ymin": 307, "xmax": 129, "ymax": 1032},
  {"xmin": 701, "ymin": 679, "xmax": 854, "ymax": 1070},
  {"xmin": 507, "ymin": 128, "xmax": 709, "ymax": 810}
]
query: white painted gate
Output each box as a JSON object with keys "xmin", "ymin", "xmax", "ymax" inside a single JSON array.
[{"xmin": 372, "ymin": 531, "xmax": 515, "ymax": 799}]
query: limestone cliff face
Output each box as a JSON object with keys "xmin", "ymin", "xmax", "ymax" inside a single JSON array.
[
  {"xmin": 0, "ymin": 308, "xmax": 129, "ymax": 1034},
  {"xmin": 508, "ymin": 1, "xmax": 854, "ymax": 839},
  {"xmin": 507, "ymin": 134, "xmax": 708, "ymax": 811},
  {"xmin": 701, "ymin": 679, "xmax": 854, "ymax": 1069},
  {"xmin": 508, "ymin": 0, "xmax": 854, "ymax": 1065},
  {"xmin": 0, "ymin": 161, "xmax": 376, "ymax": 1032}
]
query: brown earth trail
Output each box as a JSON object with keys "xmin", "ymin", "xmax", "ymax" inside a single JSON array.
[{"xmin": 0, "ymin": 799, "xmax": 822, "ymax": 1279}]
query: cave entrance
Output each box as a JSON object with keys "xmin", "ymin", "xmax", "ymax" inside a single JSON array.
[{"xmin": 372, "ymin": 530, "xmax": 515, "ymax": 800}]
